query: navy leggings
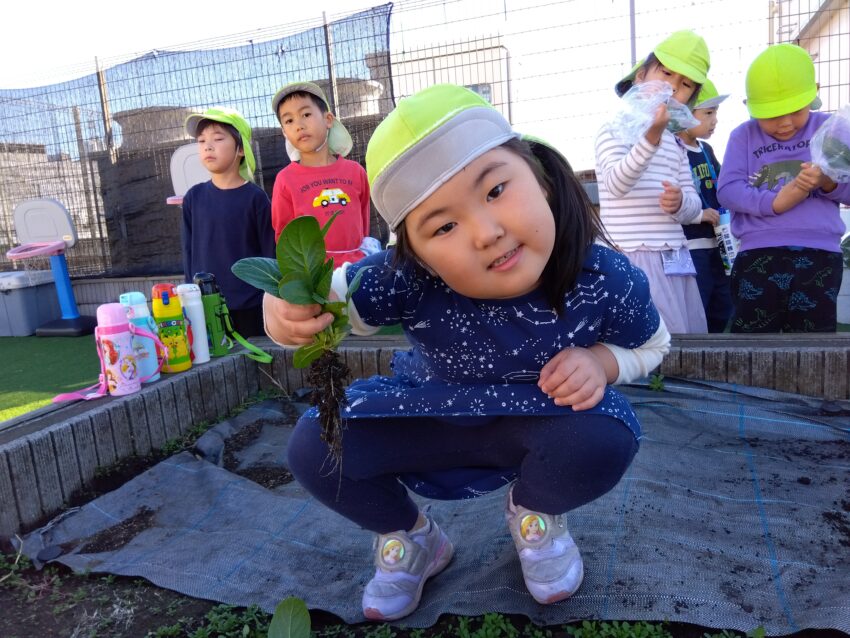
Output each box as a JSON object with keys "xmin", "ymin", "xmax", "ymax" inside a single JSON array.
[
  {"xmin": 730, "ymin": 247, "xmax": 843, "ymax": 332},
  {"xmin": 287, "ymin": 413, "xmax": 639, "ymax": 534}
]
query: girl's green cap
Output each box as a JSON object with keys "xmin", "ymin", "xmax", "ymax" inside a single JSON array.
[
  {"xmin": 693, "ymin": 79, "xmax": 728, "ymax": 110},
  {"xmin": 616, "ymin": 30, "xmax": 710, "ymax": 96},
  {"xmin": 184, "ymin": 107, "xmax": 256, "ymax": 182},
  {"xmin": 745, "ymin": 44, "xmax": 818, "ymax": 119},
  {"xmin": 366, "ymin": 84, "xmax": 519, "ymax": 231}
]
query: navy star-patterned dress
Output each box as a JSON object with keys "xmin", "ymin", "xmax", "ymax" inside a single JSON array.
[{"xmin": 335, "ymin": 243, "xmax": 659, "ymax": 445}]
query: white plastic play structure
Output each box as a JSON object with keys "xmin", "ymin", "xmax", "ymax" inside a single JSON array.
[
  {"xmin": 5, "ymin": 198, "xmax": 96, "ymax": 336},
  {"xmin": 166, "ymin": 143, "xmax": 210, "ymax": 205}
]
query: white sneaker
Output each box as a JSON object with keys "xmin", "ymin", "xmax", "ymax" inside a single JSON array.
[
  {"xmin": 505, "ymin": 487, "xmax": 584, "ymax": 604},
  {"xmin": 362, "ymin": 514, "xmax": 454, "ymax": 621}
]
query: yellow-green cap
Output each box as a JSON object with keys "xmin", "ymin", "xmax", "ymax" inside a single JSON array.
[
  {"xmin": 745, "ymin": 44, "xmax": 818, "ymax": 119},
  {"xmin": 616, "ymin": 30, "xmax": 710, "ymax": 96},
  {"xmin": 366, "ymin": 84, "xmax": 519, "ymax": 230},
  {"xmin": 693, "ymin": 79, "xmax": 729, "ymax": 110},
  {"xmin": 184, "ymin": 107, "xmax": 256, "ymax": 182}
]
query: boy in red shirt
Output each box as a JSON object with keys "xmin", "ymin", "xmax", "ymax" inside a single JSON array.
[{"xmin": 270, "ymin": 82, "xmax": 372, "ymax": 266}]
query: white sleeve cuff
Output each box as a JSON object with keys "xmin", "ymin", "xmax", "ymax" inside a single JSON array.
[
  {"xmin": 600, "ymin": 319, "xmax": 671, "ymax": 384},
  {"xmin": 331, "ymin": 263, "xmax": 381, "ymax": 336}
]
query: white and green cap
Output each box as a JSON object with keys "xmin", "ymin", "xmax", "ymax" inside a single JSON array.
[
  {"xmin": 271, "ymin": 81, "xmax": 353, "ymax": 160},
  {"xmin": 184, "ymin": 107, "xmax": 256, "ymax": 182},
  {"xmin": 693, "ymin": 78, "xmax": 729, "ymax": 110},
  {"xmin": 367, "ymin": 84, "xmax": 520, "ymax": 231}
]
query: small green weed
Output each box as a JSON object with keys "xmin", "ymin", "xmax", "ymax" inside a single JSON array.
[
  {"xmin": 0, "ymin": 540, "xmax": 32, "ymax": 590},
  {"xmin": 363, "ymin": 624, "xmax": 397, "ymax": 638},
  {"xmin": 316, "ymin": 624, "xmax": 357, "ymax": 638},
  {"xmin": 565, "ymin": 620, "xmax": 672, "ymax": 638},
  {"xmin": 522, "ymin": 624, "xmax": 552, "ymax": 638},
  {"xmin": 648, "ymin": 373, "xmax": 665, "ymax": 392},
  {"xmin": 454, "ymin": 614, "xmax": 519, "ymax": 638},
  {"xmin": 149, "ymin": 603, "xmax": 271, "ymax": 638},
  {"xmin": 156, "ymin": 388, "xmax": 283, "ymax": 457}
]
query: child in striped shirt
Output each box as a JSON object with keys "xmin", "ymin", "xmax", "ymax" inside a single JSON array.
[{"xmin": 595, "ymin": 30, "xmax": 710, "ymax": 333}]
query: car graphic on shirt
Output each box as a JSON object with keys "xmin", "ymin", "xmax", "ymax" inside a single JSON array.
[{"xmin": 312, "ymin": 188, "xmax": 351, "ymax": 207}]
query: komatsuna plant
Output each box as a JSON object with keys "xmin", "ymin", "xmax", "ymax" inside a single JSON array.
[{"xmin": 232, "ymin": 214, "xmax": 364, "ymax": 464}]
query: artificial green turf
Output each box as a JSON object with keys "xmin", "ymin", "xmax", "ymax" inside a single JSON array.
[
  {"xmin": 0, "ymin": 336, "xmax": 99, "ymax": 422},
  {"xmin": 0, "ymin": 324, "xmax": 845, "ymax": 422}
]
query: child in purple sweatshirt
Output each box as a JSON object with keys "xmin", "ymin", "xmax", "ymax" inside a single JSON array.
[{"xmin": 717, "ymin": 44, "xmax": 850, "ymax": 332}]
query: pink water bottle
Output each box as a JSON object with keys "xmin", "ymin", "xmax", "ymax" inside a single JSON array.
[{"xmin": 96, "ymin": 303, "xmax": 141, "ymax": 397}]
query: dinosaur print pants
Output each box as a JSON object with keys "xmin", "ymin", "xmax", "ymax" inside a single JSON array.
[{"xmin": 730, "ymin": 246, "xmax": 843, "ymax": 332}]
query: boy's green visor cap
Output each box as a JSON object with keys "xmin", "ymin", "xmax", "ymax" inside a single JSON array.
[
  {"xmin": 615, "ymin": 30, "xmax": 710, "ymax": 96},
  {"xmin": 366, "ymin": 84, "xmax": 522, "ymax": 231},
  {"xmin": 745, "ymin": 43, "xmax": 818, "ymax": 119},
  {"xmin": 184, "ymin": 107, "xmax": 256, "ymax": 182}
]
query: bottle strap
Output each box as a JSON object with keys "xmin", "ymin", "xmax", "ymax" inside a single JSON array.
[
  {"xmin": 132, "ymin": 326, "xmax": 167, "ymax": 381},
  {"xmin": 222, "ymin": 306, "xmax": 272, "ymax": 363},
  {"xmin": 53, "ymin": 327, "xmax": 109, "ymax": 402},
  {"xmin": 54, "ymin": 326, "xmax": 168, "ymax": 403}
]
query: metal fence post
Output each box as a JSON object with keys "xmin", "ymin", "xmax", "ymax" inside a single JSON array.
[
  {"xmin": 323, "ymin": 12, "xmax": 339, "ymax": 113},
  {"xmin": 95, "ymin": 58, "xmax": 116, "ymax": 164}
]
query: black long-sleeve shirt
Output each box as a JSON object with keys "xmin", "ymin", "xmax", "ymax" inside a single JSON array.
[{"xmin": 181, "ymin": 180, "xmax": 275, "ymax": 310}]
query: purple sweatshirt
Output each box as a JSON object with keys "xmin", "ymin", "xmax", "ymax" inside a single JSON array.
[{"xmin": 717, "ymin": 111, "xmax": 850, "ymax": 253}]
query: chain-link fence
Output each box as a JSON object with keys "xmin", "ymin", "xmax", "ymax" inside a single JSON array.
[
  {"xmin": 0, "ymin": 4, "xmax": 393, "ymax": 277},
  {"xmin": 1, "ymin": 0, "xmax": 847, "ymax": 278},
  {"xmin": 771, "ymin": 0, "xmax": 849, "ymax": 112}
]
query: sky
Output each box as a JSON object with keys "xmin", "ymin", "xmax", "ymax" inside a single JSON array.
[{"xmin": 2, "ymin": 0, "xmax": 770, "ymax": 170}]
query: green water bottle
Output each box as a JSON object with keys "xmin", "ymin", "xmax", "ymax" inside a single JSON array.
[{"xmin": 193, "ymin": 272, "xmax": 233, "ymax": 357}]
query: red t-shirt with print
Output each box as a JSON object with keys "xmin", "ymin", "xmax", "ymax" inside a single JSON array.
[{"xmin": 271, "ymin": 157, "xmax": 371, "ymax": 267}]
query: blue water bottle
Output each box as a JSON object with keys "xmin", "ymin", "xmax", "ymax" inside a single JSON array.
[
  {"xmin": 119, "ymin": 291, "xmax": 161, "ymax": 383},
  {"xmin": 714, "ymin": 208, "xmax": 738, "ymax": 276}
]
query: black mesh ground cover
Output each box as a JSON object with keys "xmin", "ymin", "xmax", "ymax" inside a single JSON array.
[{"xmin": 20, "ymin": 380, "xmax": 850, "ymax": 633}]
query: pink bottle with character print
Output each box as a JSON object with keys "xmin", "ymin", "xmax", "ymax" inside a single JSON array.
[{"xmin": 95, "ymin": 303, "xmax": 141, "ymax": 397}]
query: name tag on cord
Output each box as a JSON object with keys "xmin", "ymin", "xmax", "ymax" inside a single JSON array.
[{"xmin": 661, "ymin": 246, "xmax": 697, "ymax": 276}]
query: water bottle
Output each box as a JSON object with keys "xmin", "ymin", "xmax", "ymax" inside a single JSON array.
[
  {"xmin": 119, "ymin": 291, "xmax": 161, "ymax": 383},
  {"xmin": 193, "ymin": 273, "xmax": 233, "ymax": 357},
  {"xmin": 151, "ymin": 283, "xmax": 192, "ymax": 373},
  {"xmin": 715, "ymin": 208, "xmax": 739, "ymax": 276},
  {"xmin": 177, "ymin": 283, "xmax": 210, "ymax": 364},
  {"xmin": 95, "ymin": 303, "xmax": 142, "ymax": 396}
]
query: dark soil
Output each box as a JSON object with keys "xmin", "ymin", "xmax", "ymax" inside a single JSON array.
[
  {"xmin": 221, "ymin": 416, "xmax": 295, "ymax": 489},
  {"xmin": 78, "ymin": 507, "xmax": 157, "ymax": 555},
  {"xmin": 1, "ymin": 558, "xmax": 848, "ymax": 638},
  {"xmin": 231, "ymin": 464, "xmax": 293, "ymax": 489}
]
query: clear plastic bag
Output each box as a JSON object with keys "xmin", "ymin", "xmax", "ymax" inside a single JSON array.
[
  {"xmin": 611, "ymin": 80, "xmax": 700, "ymax": 145},
  {"xmin": 810, "ymin": 104, "xmax": 850, "ymax": 183}
]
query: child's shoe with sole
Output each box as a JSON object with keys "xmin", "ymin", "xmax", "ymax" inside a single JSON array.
[
  {"xmin": 505, "ymin": 487, "xmax": 584, "ymax": 604},
  {"xmin": 362, "ymin": 514, "xmax": 453, "ymax": 621}
]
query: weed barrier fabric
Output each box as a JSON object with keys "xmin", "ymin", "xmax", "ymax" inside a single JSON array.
[{"xmin": 20, "ymin": 382, "xmax": 850, "ymax": 633}]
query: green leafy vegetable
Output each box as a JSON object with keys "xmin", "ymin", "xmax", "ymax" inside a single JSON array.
[{"xmin": 232, "ymin": 213, "xmax": 361, "ymax": 462}]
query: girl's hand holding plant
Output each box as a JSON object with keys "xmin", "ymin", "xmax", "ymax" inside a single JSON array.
[{"xmin": 264, "ymin": 293, "xmax": 335, "ymax": 346}]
